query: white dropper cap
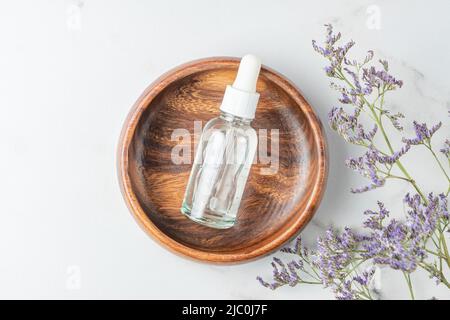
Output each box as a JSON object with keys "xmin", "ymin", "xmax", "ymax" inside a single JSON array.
[{"xmin": 220, "ymin": 54, "xmax": 261, "ymax": 119}]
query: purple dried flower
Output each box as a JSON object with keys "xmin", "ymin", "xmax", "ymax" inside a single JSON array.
[
  {"xmin": 360, "ymin": 195, "xmax": 448, "ymax": 273},
  {"xmin": 342, "ymin": 68, "xmax": 373, "ymax": 97},
  {"xmin": 280, "ymin": 247, "xmax": 294, "ymax": 254},
  {"xmin": 345, "ymin": 150, "xmax": 386, "ymax": 193},
  {"xmin": 440, "ymin": 139, "xmax": 450, "ymax": 158},
  {"xmin": 312, "ymin": 40, "xmax": 332, "ymax": 58},
  {"xmin": 328, "ymin": 107, "xmax": 377, "ymax": 145},
  {"xmin": 367, "ymin": 144, "xmax": 411, "ymax": 165},
  {"xmin": 256, "ymin": 276, "xmax": 282, "ymax": 290},
  {"xmin": 303, "ymin": 246, "xmax": 309, "ymax": 258},
  {"xmin": 362, "ymin": 218, "xmax": 423, "ymax": 272},
  {"xmin": 312, "ymin": 24, "xmax": 354, "ymax": 78},
  {"xmin": 344, "ymin": 67, "xmax": 362, "ymax": 92},
  {"xmin": 379, "ymin": 59, "xmax": 389, "ymax": 72},
  {"xmin": 281, "ymin": 237, "xmax": 304, "ymax": 255},
  {"xmin": 427, "ymin": 263, "xmax": 444, "ymax": 285},
  {"xmin": 325, "ymin": 24, "xmax": 341, "ymax": 46},
  {"xmin": 272, "ymin": 257, "xmax": 291, "ymax": 282},
  {"xmin": 362, "ymin": 66, "xmax": 403, "ymax": 90},
  {"xmin": 335, "ymin": 280, "xmax": 356, "ymax": 300},
  {"xmin": 350, "ymin": 184, "xmax": 381, "ymax": 194},
  {"xmin": 324, "ymin": 65, "xmax": 334, "ymax": 77},
  {"xmin": 364, "ymin": 51, "xmax": 374, "ymax": 64},
  {"xmin": 294, "ymin": 237, "xmax": 303, "ymax": 254},
  {"xmin": 313, "ymin": 227, "xmax": 361, "ymax": 286},
  {"xmin": 405, "ymin": 193, "xmax": 448, "ymax": 237},
  {"xmin": 364, "ymin": 201, "xmax": 389, "ymax": 230},
  {"xmin": 344, "ymin": 57, "xmax": 357, "ymax": 67},
  {"xmin": 353, "ymin": 268, "xmax": 375, "ymax": 286},
  {"xmin": 361, "ymin": 201, "xmax": 420, "ymax": 272},
  {"xmin": 439, "ymin": 194, "xmax": 449, "ymax": 219},
  {"xmin": 287, "ymin": 261, "xmax": 302, "ymax": 285},
  {"xmin": 381, "ymin": 110, "xmax": 405, "ymax": 131},
  {"xmin": 402, "ymin": 121, "xmax": 442, "ymax": 145},
  {"xmin": 339, "ymin": 93, "xmax": 353, "ymax": 104}
]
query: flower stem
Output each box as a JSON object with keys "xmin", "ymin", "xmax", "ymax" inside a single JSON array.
[
  {"xmin": 402, "ymin": 272, "xmax": 415, "ymax": 300},
  {"xmin": 439, "ymin": 225, "xmax": 450, "ymax": 268},
  {"xmin": 426, "ymin": 144, "xmax": 450, "ymax": 183},
  {"xmin": 438, "ymin": 234, "xmax": 443, "ymax": 274},
  {"xmin": 376, "ymin": 111, "xmax": 427, "ymax": 203},
  {"xmin": 424, "ymin": 247, "xmax": 447, "ymax": 260},
  {"xmin": 297, "ymin": 279, "xmax": 323, "ymax": 285},
  {"xmin": 419, "ymin": 262, "xmax": 450, "ymax": 289}
]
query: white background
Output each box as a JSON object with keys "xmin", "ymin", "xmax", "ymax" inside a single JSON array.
[{"xmin": 0, "ymin": 0, "xmax": 449, "ymax": 299}]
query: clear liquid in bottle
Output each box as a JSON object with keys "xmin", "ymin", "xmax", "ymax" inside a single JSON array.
[{"xmin": 181, "ymin": 112, "xmax": 257, "ymax": 228}]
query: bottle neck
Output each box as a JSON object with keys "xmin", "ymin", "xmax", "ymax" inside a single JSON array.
[{"xmin": 219, "ymin": 111, "xmax": 253, "ymax": 126}]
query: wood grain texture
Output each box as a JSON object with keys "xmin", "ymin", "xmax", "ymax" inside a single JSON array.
[{"xmin": 117, "ymin": 57, "xmax": 328, "ymax": 264}]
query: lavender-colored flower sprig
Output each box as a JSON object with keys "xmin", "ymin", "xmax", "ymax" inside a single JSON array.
[{"xmin": 258, "ymin": 25, "xmax": 450, "ymax": 300}]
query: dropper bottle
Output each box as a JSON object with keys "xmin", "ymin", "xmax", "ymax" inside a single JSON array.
[{"xmin": 181, "ymin": 54, "xmax": 261, "ymax": 229}]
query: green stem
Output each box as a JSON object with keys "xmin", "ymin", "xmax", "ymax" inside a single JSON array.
[
  {"xmin": 297, "ymin": 280, "xmax": 323, "ymax": 285},
  {"xmin": 302, "ymin": 268, "xmax": 322, "ymax": 282},
  {"xmin": 402, "ymin": 272, "xmax": 415, "ymax": 300},
  {"xmin": 385, "ymin": 174, "xmax": 413, "ymax": 183},
  {"xmin": 424, "ymin": 248, "xmax": 448, "ymax": 260},
  {"xmin": 378, "ymin": 114, "xmax": 427, "ymax": 203},
  {"xmin": 419, "ymin": 262, "xmax": 450, "ymax": 289},
  {"xmin": 438, "ymin": 234, "xmax": 443, "ymax": 274},
  {"xmin": 346, "ymin": 260, "xmax": 364, "ymax": 278},
  {"xmin": 430, "ymin": 233, "xmax": 440, "ymax": 249},
  {"xmin": 349, "ymin": 261, "xmax": 374, "ymax": 300},
  {"xmin": 426, "ymin": 143, "xmax": 450, "ymax": 183},
  {"xmin": 298, "ymin": 256, "xmax": 322, "ymax": 281},
  {"xmin": 354, "ymin": 289, "xmax": 372, "ymax": 300},
  {"xmin": 439, "ymin": 226, "xmax": 450, "ymax": 268}
]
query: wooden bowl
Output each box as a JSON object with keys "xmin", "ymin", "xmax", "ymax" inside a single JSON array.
[{"xmin": 118, "ymin": 57, "xmax": 327, "ymax": 264}]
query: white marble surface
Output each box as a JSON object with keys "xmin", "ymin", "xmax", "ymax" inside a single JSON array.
[{"xmin": 0, "ymin": 0, "xmax": 449, "ymax": 299}]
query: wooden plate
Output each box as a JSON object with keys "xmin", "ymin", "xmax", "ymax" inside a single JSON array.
[{"xmin": 118, "ymin": 57, "xmax": 327, "ymax": 264}]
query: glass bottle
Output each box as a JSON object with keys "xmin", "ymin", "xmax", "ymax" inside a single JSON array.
[{"xmin": 180, "ymin": 54, "xmax": 261, "ymax": 229}]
